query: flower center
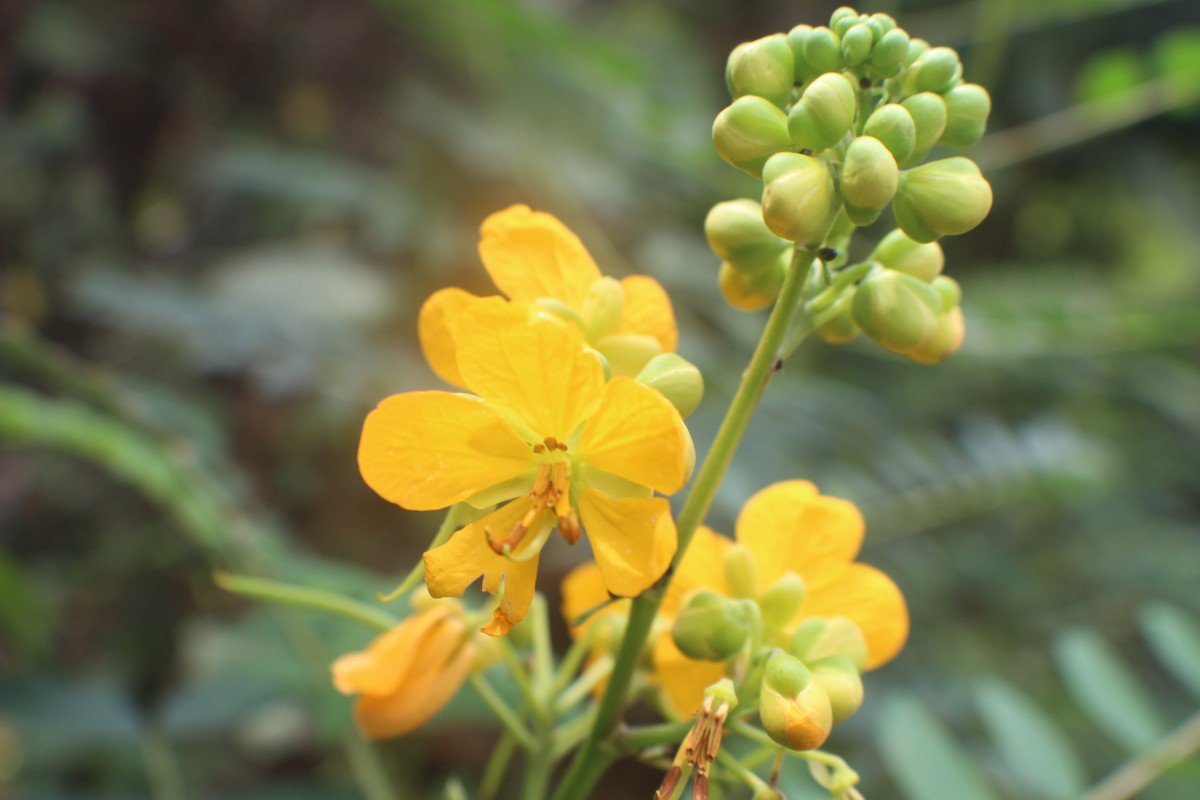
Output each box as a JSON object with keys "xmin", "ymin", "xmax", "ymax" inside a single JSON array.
[{"xmin": 488, "ymin": 437, "xmax": 581, "ymax": 556}]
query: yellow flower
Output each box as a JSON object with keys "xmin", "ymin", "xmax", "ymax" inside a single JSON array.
[
  {"xmin": 419, "ymin": 205, "xmax": 678, "ymax": 384},
  {"xmin": 563, "ymin": 480, "xmax": 908, "ymax": 716},
  {"xmin": 359, "ymin": 298, "xmax": 690, "ymax": 636},
  {"xmin": 332, "ymin": 600, "xmax": 476, "ymax": 739}
]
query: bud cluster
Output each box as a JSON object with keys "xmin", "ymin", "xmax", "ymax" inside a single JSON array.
[{"xmin": 707, "ymin": 5, "xmax": 992, "ymax": 362}]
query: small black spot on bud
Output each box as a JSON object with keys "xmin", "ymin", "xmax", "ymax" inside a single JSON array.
[
  {"xmin": 818, "ymin": 247, "xmax": 838, "ymax": 262},
  {"xmin": 859, "ymin": 77, "xmax": 872, "ymax": 89},
  {"xmin": 799, "ymin": 148, "xmax": 813, "ymax": 156}
]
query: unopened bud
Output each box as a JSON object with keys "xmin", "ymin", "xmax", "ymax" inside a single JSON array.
[
  {"xmin": 868, "ymin": 13, "xmax": 897, "ymax": 34},
  {"xmin": 760, "ymin": 651, "xmax": 833, "ymax": 751},
  {"xmin": 727, "ymin": 35, "xmax": 795, "ymax": 108},
  {"xmin": 636, "ymin": 353, "xmax": 704, "ymax": 418},
  {"xmin": 903, "ymin": 46, "xmax": 961, "ymax": 94},
  {"xmin": 761, "ymin": 153, "xmax": 838, "ymax": 245},
  {"xmin": 869, "ymin": 28, "xmax": 910, "ymax": 78},
  {"xmin": 893, "ymin": 157, "xmax": 993, "ymax": 243},
  {"xmin": 931, "ymin": 275, "xmax": 961, "ymax": 310},
  {"xmin": 787, "ymin": 25, "xmax": 816, "ymax": 83},
  {"xmin": 809, "ymin": 655, "xmax": 865, "ymax": 723},
  {"xmin": 580, "ymin": 277, "xmax": 624, "ymax": 340},
  {"xmin": 790, "ymin": 617, "xmax": 869, "ymax": 670},
  {"xmin": 803, "ymin": 28, "xmax": 844, "ymax": 75},
  {"xmin": 829, "ymin": 7, "xmax": 858, "ymax": 36},
  {"xmin": 723, "ymin": 544, "xmax": 760, "ymax": 599},
  {"xmin": 841, "ymin": 23, "xmax": 874, "ymax": 67},
  {"xmin": 787, "ymin": 72, "xmax": 856, "ymax": 153},
  {"xmin": 760, "ymin": 573, "xmax": 807, "ymax": 634},
  {"xmin": 672, "ymin": 592, "xmax": 751, "ymax": 661},
  {"xmin": 852, "ymin": 268, "xmax": 943, "ymax": 353},
  {"xmin": 840, "ymin": 135, "xmax": 899, "ymax": 226},
  {"xmin": 863, "ymin": 103, "xmax": 916, "ymax": 164},
  {"xmin": 704, "ymin": 677, "xmax": 740, "ymax": 710},
  {"xmin": 903, "ymin": 305, "xmax": 965, "ymax": 365},
  {"xmin": 904, "ymin": 38, "xmax": 930, "ymax": 67},
  {"xmin": 594, "ymin": 333, "xmax": 663, "ymax": 377},
  {"xmin": 900, "ymin": 92, "xmax": 948, "ymax": 167},
  {"xmin": 939, "ymin": 83, "xmax": 991, "ymax": 147},
  {"xmin": 534, "ymin": 297, "xmax": 583, "ymax": 328},
  {"xmin": 713, "ymin": 96, "xmax": 794, "ymax": 177},
  {"xmin": 719, "ymin": 257, "xmax": 785, "ymax": 311},
  {"xmin": 869, "ymin": 228, "xmax": 944, "ymax": 282},
  {"xmin": 704, "ymin": 199, "xmax": 790, "ymax": 268},
  {"xmin": 813, "ymin": 288, "xmax": 860, "ymax": 344}
]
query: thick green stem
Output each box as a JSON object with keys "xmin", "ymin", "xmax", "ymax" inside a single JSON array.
[{"xmin": 550, "ymin": 245, "xmax": 815, "ymax": 800}]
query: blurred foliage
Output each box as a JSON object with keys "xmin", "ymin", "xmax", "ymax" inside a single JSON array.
[{"xmin": 1, "ymin": 0, "xmax": 1198, "ymax": 798}]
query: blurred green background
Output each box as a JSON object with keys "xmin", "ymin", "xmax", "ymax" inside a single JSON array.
[{"xmin": 2, "ymin": 0, "xmax": 1199, "ymax": 798}]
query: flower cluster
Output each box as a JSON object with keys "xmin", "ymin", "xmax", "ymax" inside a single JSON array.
[{"xmin": 707, "ymin": 4, "xmax": 991, "ymax": 363}]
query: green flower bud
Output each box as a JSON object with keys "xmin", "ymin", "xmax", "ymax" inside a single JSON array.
[
  {"xmin": 760, "ymin": 651, "xmax": 833, "ymax": 751},
  {"xmin": 636, "ymin": 353, "xmax": 704, "ymax": 418},
  {"xmin": 904, "ymin": 46, "xmax": 962, "ymax": 94},
  {"xmin": 869, "ymin": 28, "xmax": 911, "ymax": 78},
  {"xmin": 719, "ymin": 256, "xmax": 785, "ymax": 311},
  {"xmin": 813, "ymin": 288, "xmax": 861, "ymax": 344},
  {"xmin": 724, "ymin": 544, "xmax": 760, "ymax": 599},
  {"xmin": 902, "ymin": 305, "xmax": 965, "ymax": 364},
  {"xmin": 931, "ymin": 274, "xmax": 961, "ymax": 309},
  {"xmin": 841, "ymin": 24, "xmax": 874, "ymax": 67},
  {"xmin": 840, "ymin": 135, "xmax": 899, "ymax": 226},
  {"xmin": 869, "ymin": 13, "xmax": 897, "ymax": 34},
  {"xmin": 713, "ymin": 96, "xmax": 794, "ymax": 177},
  {"xmin": 869, "ymin": 228, "xmax": 944, "ymax": 282},
  {"xmin": 704, "ymin": 199, "xmax": 790, "ymax": 268},
  {"xmin": 727, "ymin": 34, "xmax": 795, "ymax": 108},
  {"xmin": 786, "ymin": 25, "xmax": 817, "ymax": 83},
  {"xmin": 863, "ymin": 103, "xmax": 916, "ymax": 163},
  {"xmin": 704, "ymin": 677, "xmax": 740, "ymax": 710},
  {"xmin": 580, "ymin": 276, "xmax": 624, "ymax": 340},
  {"xmin": 904, "ymin": 37, "xmax": 930, "ymax": 67},
  {"xmin": 809, "ymin": 655, "xmax": 865, "ymax": 723},
  {"xmin": 761, "ymin": 153, "xmax": 838, "ymax": 245},
  {"xmin": 594, "ymin": 333, "xmax": 663, "ymax": 377},
  {"xmin": 790, "ymin": 617, "xmax": 869, "ymax": 670},
  {"xmin": 760, "ymin": 573, "xmax": 807, "ymax": 634},
  {"xmin": 534, "ymin": 297, "xmax": 584, "ymax": 328},
  {"xmin": 829, "ymin": 7, "xmax": 858, "ymax": 36},
  {"xmin": 804, "ymin": 28, "xmax": 844, "ymax": 75},
  {"xmin": 893, "ymin": 157, "xmax": 993, "ymax": 243},
  {"xmin": 900, "ymin": 92, "xmax": 948, "ymax": 167},
  {"xmin": 852, "ymin": 268, "xmax": 943, "ymax": 353},
  {"xmin": 672, "ymin": 591, "xmax": 751, "ymax": 661},
  {"xmin": 787, "ymin": 72, "xmax": 856, "ymax": 153},
  {"xmin": 939, "ymin": 83, "xmax": 991, "ymax": 147}
]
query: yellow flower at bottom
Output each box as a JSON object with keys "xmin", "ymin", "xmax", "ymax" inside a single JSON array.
[
  {"xmin": 419, "ymin": 205, "xmax": 678, "ymax": 385},
  {"xmin": 332, "ymin": 601, "xmax": 475, "ymax": 739},
  {"xmin": 563, "ymin": 480, "xmax": 908, "ymax": 716}
]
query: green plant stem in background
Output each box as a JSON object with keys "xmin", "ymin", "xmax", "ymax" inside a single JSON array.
[
  {"xmin": 214, "ymin": 572, "xmax": 399, "ymax": 632},
  {"xmin": 470, "ymin": 673, "xmax": 537, "ymax": 751},
  {"xmin": 551, "ymin": 245, "xmax": 815, "ymax": 800},
  {"xmin": 377, "ymin": 503, "xmax": 466, "ymax": 602},
  {"xmin": 1079, "ymin": 708, "xmax": 1200, "ymax": 800}
]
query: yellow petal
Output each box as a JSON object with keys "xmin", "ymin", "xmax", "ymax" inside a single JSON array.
[
  {"xmin": 358, "ymin": 391, "xmax": 534, "ymax": 511},
  {"xmin": 803, "ymin": 563, "xmax": 909, "ymax": 670},
  {"xmin": 614, "ymin": 275, "xmax": 678, "ymax": 353},
  {"xmin": 578, "ymin": 377, "xmax": 689, "ymax": 495},
  {"xmin": 660, "ymin": 525, "xmax": 733, "ymax": 619},
  {"xmin": 332, "ymin": 606, "xmax": 451, "ymax": 697},
  {"xmin": 478, "ymin": 205, "xmax": 602, "ymax": 310},
  {"xmin": 561, "ymin": 562, "xmax": 612, "ymax": 631},
  {"xmin": 576, "ymin": 488, "xmax": 676, "ymax": 598},
  {"xmin": 651, "ymin": 635, "xmax": 727, "ymax": 718},
  {"xmin": 423, "ymin": 498, "xmax": 543, "ymax": 636},
  {"xmin": 453, "ymin": 298, "xmax": 604, "ymax": 440},
  {"xmin": 418, "ymin": 287, "xmax": 479, "ymax": 389},
  {"xmin": 735, "ymin": 481, "xmax": 864, "ymax": 591}
]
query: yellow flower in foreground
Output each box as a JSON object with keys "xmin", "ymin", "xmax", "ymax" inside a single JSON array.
[
  {"xmin": 563, "ymin": 480, "xmax": 908, "ymax": 715},
  {"xmin": 359, "ymin": 299, "xmax": 690, "ymax": 636},
  {"xmin": 333, "ymin": 600, "xmax": 476, "ymax": 739},
  {"xmin": 420, "ymin": 205, "xmax": 678, "ymax": 384}
]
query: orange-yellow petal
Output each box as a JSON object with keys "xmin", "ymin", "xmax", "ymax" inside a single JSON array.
[
  {"xmin": 578, "ymin": 377, "xmax": 689, "ymax": 495},
  {"xmin": 452, "ymin": 298, "xmax": 604, "ymax": 440},
  {"xmin": 423, "ymin": 498, "xmax": 543, "ymax": 636},
  {"xmin": 735, "ymin": 481, "xmax": 864, "ymax": 591},
  {"xmin": 358, "ymin": 391, "xmax": 535, "ymax": 511},
  {"xmin": 418, "ymin": 287, "xmax": 479, "ymax": 389},
  {"xmin": 652, "ymin": 635, "xmax": 728, "ymax": 718},
  {"xmin": 660, "ymin": 525, "xmax": 733, "ymax": 619},
  {"xmin": 577, "ymin": 488, "xmax": 676, "ymax": 598},
  {"xmin": 332, "ymin": 606, "xmax": 451, "ymax": 697},
  {"xmin": 478, "ymin": 205, "xmax": 601, "ymax": 309},
  {"xmin": 803, "ymin": 563, "xmax": 909, "ymax": 669},
  {"xmin": 613, "ymin": 275, "xmax": 678, "ymax": 353},
  {"xmin": 561, "ymin": 562, "xmax": 613, "ymax": 631}
]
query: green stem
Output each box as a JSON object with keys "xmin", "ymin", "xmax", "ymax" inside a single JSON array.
[
  {"xmin": 501, "ymin": 640, "xmax": 548, "ymax": 724},
  {"xmin": 139, "ymin": 727, "xmax": 187, "ymax": 800},
  {"xmin": 729, "ymin": 720, "xmax": 853, "ymax": 773},
  {"xmin": 617, "ymin": 721, "xmax": 693, "ymax": 751},
  {"xmin": 554, "ymin": 656, "xmax": 613, "ymax": 714},
  {"xmin": 717, "ymin": 748, "xmax": 772, "ymax": 794},
  {"xmin": 530, "ymin": 594, "xmax": 555, "ymax": 697},
  {"xmin": 550, "ymin": 245, "xmax": 815, "ymax": 800},
  {"xmin": 470, "ymin": 673, "xmax": 537, "ymax": 751},
  {"xmin": 1078, "ymin": 708, "xmax": 1200, "ymax": 800},
  {"xmin": 377, "ymin": 504, "xmax": 465, "ymax": 602},
  {"xmin": 480, "ymin": 729, "xmax": 518, "ymax": 800},
  {"xmin": 214, "ymin": 572, "xmax": 398, "ymax": 633}
]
